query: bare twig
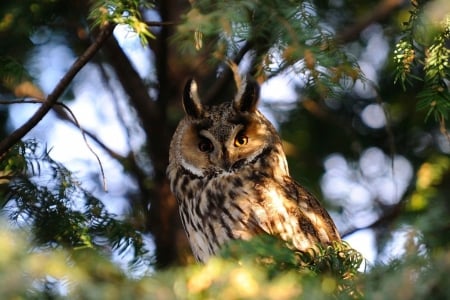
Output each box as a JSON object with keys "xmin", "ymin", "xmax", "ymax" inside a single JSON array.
[
  {"xmin": 95, "ymin": 62, "xmax": 135, "ymax": 154},
  {"xmin": 145, "ymin": 21, "xmax": 177, "ymax": 27},
  {"xmin": 56, "ymin": 102, "xmax": 108, "ymax": 191},
  {"xmin": 372, "ymin": 83, "xmax": 397, "ymax": 171},
  {"xmin": 1, "ymin": 98, "xmax": 126, "ymax": 162},
  {"xmin": 0, "ymin": 98, "xmax": 115, "ymax": 191},
  {"xmin": 0, "ymin": 99, "xmax": 42, "ymax": 105},
  {"xmin": 0, "ymin": 24, "xmax": 115, "ymax": 158}
]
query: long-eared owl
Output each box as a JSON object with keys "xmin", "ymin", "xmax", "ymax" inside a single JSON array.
[{"xmin": 167, "ymin": 78, "xmax": 341, "ymax": 262}]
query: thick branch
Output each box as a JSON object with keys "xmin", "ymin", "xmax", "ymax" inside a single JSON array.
[
  {"xmin": 0, "ymin": 24, "xmax": 115, "ymax": 157},
  {"xmin": 102, "ymin": 35, "xmax": 170, "ymax": 178},
  {"xmin": 336, "ymin": 0, "xmax": 404, "ymax": 44},
  {"xmin": 203, "ymin": 41, "xmax": 253, "ymax": 105}
]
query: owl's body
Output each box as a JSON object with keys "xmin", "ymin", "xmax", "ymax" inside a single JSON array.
[{"xmin": 167, "ymin": 79, "xmax": 340, "ymax": 262}]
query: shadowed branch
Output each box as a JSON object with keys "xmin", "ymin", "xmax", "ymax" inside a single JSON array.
[{"xmin": 0, "ymin": 24, "xmax": 115, "ymax": 158}]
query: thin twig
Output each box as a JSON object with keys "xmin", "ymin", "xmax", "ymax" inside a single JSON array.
[
  {"xmin": 0, "ymin": 24, "xmax": 115, "ymax": 158},
  {"xmin": 145, "ymin": 21, "xmax": 177, "ymax": 27},
  {"xmin": 0, "ymin": 98, "xmax": 124, "ymax": 160},
  {"xmin": 95, "ymin": 62, "xmax": 135, "ymax": 154},
  {"xmin": 0, "ymin": 99, "xmax": 42, "ymax": 105},
  {"xmin": 0, "ymin": 98, "xmax": 115, "ymax": 191},
  {"xmin": 367, "ymin": 82, "xmax": 397, "ymax": 169},
  {"xmin": 56, "ymin": 102, "xmax": 108, "ymax": 191}
]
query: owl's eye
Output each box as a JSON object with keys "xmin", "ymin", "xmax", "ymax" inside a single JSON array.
[
  {"xmin": 198, "ymin": 138, "xmax": 214, "ymax": 153},
  {"xmin": 234, "ymin": 132, "xmax": 248, "ymax": 147}
]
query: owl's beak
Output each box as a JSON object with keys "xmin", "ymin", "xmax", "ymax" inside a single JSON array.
[
  {"xmin": 212, "ymin": 148, "xmax": 234, "ymax": 172},
  {"xmin": 222, "ymin": 161, "xmax": 233, "ymax": 172},
  {"xmin": 219, "ymin": 152, "xmax": 244, "ymax": 172},
  {"xmin": 219, "ymin": 155, "xmax": 233, "ymax": 171}
]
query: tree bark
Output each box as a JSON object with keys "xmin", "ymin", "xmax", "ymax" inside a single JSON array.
[{"xmin": 101, "ymin": 0, "xmax": 208, "ymax": 266}]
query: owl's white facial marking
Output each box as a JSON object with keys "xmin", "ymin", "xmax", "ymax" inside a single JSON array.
[{"xmin": 180, "ymin": 158, "xmax": 205, "ymax": 177}]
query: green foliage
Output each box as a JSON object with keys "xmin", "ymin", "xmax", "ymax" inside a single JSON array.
[
  {"xmin": 0, "ymin": 225, "xmax": 363, "ymax": 299},
  {"xmin": 408, "ymin": 155, "xmax": 450, "ymax": 211},
  {"xmin": 299, "ymin": 242, "xmax": 363, "ymax": 278},
  {"xmin": 0, "ymin": 227, "xmax": 134, "ymax": 299},
  {"xmin": 394, "ymin": 1, "xmax": 450, "ymax": 122},
  {"xmin": 220, "ymin": 234, "xmax": 303, "ymax": 277},
  {"xmin": 221, "ymin": 235, "xmax": 362, "ymax": 275},
  {"xmin": 0, "ymin": 140, "xmax": 150, "ymax": 268},
  {"xmin": 406, "ymin": 155, "xmax": 450, "ymax": 249},
  {"xmin": 2, "ymin": 0, "xmax": 450, "ymax": 298},
  {"xmin": 358, "ymin": 243, "xmax": 450, "ymax": 299},
  {"xmin": 0, "ymin": 56, "xmax": 31, "ymax": 90},
  {"xmin": 221, "ymin": 235, "xmax": 364, "ymax": 298},
  {"xmin": 3, "ymin": 219, "xmax": 450, "ymax": 300},
  {"xmin": 89, "ymin": 0, "xmax": 155, "ymax": 44},
  {"xmin": 0, "ymin": 0, "xmax": 67, "ymax": 36},
  {"xmin": 176, "ymin": 0, "xmax": 361, "ymax": 95}
]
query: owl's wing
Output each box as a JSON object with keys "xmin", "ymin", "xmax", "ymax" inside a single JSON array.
[
  {"xmin": 248, "ymin": 176, "xmax": 341, "ymax": 253},
  {"xmin": 289, "ymin": 177, "xmax": 341, "ymax": 240}
]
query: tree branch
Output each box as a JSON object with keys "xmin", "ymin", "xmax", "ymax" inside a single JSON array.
[
  {"xmin": 0, "ymin": 24, "xmax": 115, "ymax": 158},
  {"xmin": 145, "ymin": 21, "xmax": 177, "ymax": 27},
  {"xmin": 203, "ymin": 41, "xmax": 253, "ymax": 105},
  {"xmin": 336, "ymin": 0, "xmax": 404, "ymax": 44},
  {"xmin": 341, "ymin": 200, "xmax": 405, "ymax": 238},
  {"xmin": 102, "ymin": 35, "xmax": 169, "ymax": 177}
]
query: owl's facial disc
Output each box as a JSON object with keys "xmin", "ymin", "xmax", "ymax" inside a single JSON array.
[
  {"xmin": 177, "ymin": 97, "xmax": 276, "ymax": 177},
  {"xmin": 199, "ymin": 119, "xmax": 269, "ymax": 173}
]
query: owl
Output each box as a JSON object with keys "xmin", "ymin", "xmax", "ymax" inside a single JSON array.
[{"xmin": 167, "ymin": 78, "xmax": 341, "ymax": 262}]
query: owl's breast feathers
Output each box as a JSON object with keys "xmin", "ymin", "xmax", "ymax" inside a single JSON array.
[{"xmin": 169, "ymin": 146, "xmax": 340, "ymax": 262}]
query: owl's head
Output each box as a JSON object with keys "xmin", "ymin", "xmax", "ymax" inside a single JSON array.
[{"xmin": 168, "ymin": 79, "xmax": 287, "ymax": 178}]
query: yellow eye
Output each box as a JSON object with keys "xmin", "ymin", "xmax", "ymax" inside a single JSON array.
[{"xmin": 234, "ymin": 132, "xmax": 248, "ymax": 147}]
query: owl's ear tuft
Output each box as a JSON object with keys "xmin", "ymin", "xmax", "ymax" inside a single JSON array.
[
  {"xmin": 233, "ymin": 78, "xmax": 260, "ymax": 113},
  {"xmin": 183, "ymin": 79, "xmax": 203, "ymax": 118}
]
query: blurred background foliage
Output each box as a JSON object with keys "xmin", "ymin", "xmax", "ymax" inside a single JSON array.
[{"xmin": 0, "ymin": 0, "xmax": 449, "ymax": 298}]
